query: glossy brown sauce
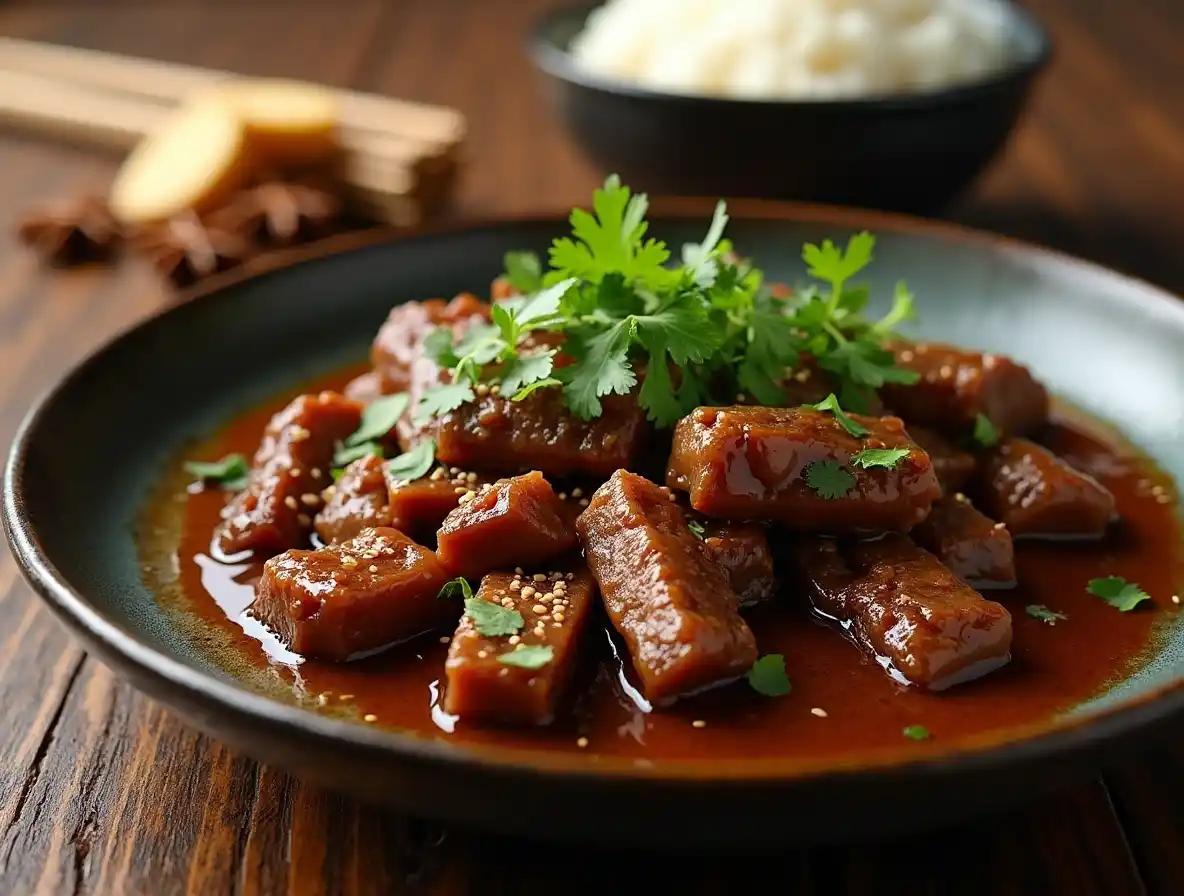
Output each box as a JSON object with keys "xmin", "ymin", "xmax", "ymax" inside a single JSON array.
[{"xmin": 155, "ymin": 367, "xmax": 1183, "ymax": 767}]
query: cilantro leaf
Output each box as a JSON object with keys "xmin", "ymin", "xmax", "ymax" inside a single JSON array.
[
  {"xmin": 438, "ymin": 577, "xmax": 473, "ymax": 600},
  {"xmin": 681, "ymin": 200, "xmax": 729, "ymax": 286},
  {"xmin": 511, "ymin": 377, "xmax": 562, "ymax": 402},
  {"xmin": 802, "ymin": 231, "xmax": 875, "ymax": 295},
  {"xmin": 635, "ymin": 303, "xmax": 721, "ymax": 367},
  {"xmin": 416, "ymin": 382, "xmax": 475, "ymax": 422},
  {"xmin": 851, "ymin": 447, "xmax": 910, "ymax": 469},
  {"xmin": 503, "ymin": 250, "xmax": 542, "ymax": 295},
  {"xmin": 811, "ymin": 393, "xmax": 869, "ymax": 438},
  {"xmin": 498, "ymin": 645, "xmax": 554, "ymax": 669},
  {"xmin": 1087, "ymin": 576, "xmax": 1151, "ymax": 611},
  {"xmin": 637, "ymin": 342, "xmax": 686, "ymax": 427},
  {"xmin": 747, "ymin": 654, "xmax": 791, "ymax": 697},
  {"xmin": 973, "ymin": 413, "xmax": 999, "ymax": 448},
  {"xmin": 873, "ymin": 281, "xmax": 917, "ymax": 335},
  {"xmin": 499, "ymin": 350, "xmax": 556, "ymax": 397},
  {"xmin": 463, "ymin": 597, "xmax": 524, "ymax": 637},
  {"xmin": 333, "ymin": 440, "xmax": 383, "ymax": 467},
  {"xmin": 687, "ymin": 519, "xmax": 706, "ymax": 540},
  {"xmin": 1026, "ymin": 604, "xmax": 1067, "ymax": 625},
  {"xmin": 561, "ymin": 318, "xmax": 637, "ymax": 419},
  {"xmin": 346, "ymin": 393, "xmax": 408, "ymax": 447},
  {"xmin": 423, "ymin": 327, "xmax": 459, "ymax": 368},
  {"xmin": 902, "ymin": 725, "xmax": 931, "ymax": 741},
  {"xmin": 805, "ymin": 460, "xmax": 856, "ymax": 499},
  {"xmin": 385, "ymin": 439, "xmax": 436, "ymax": 484},
  {"xmin": 184, "ymin": 454, "xmax": 249, "ymax": 491},
  {"xmin": 516, "ymin": 277, "xmax": 576, "ymax": 329}
]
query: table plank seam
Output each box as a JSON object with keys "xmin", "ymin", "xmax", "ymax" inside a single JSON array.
[
  {"xmin": 0, "ymin": 651, "xmax": 85, "ymax": 843},
  {"xmin": 1098, "ymin": 777, "xmax": 1151, "ymax": 896}
]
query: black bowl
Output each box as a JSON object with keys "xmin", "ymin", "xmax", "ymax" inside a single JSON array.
[{"xmin": 530, "ymin": 2, "xmax": 1052, "ymax": 212}]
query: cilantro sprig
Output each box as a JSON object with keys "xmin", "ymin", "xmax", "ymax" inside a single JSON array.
[
  {"xmin": 1087, "ymin": 576, "xmax": 1151, "ymax": 612},
  {"xmin": 185, "ymin": 454, "xmax": 250, "ymax": 491},
  {"xmin": 416, "ymin": 176, "xmax": 919, "ymax": 427}
]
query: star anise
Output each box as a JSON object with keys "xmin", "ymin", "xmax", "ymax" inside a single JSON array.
[
  {"xmin": 16, "ymin": 195, "xmax": 124, "ymax": 266},
  {"xmin": 207, "ymin": 181, "xmax": 344, "ymax": 248},
  {"xmin": 133, "ymin": 211, "xmax": 253, "ymax": 289}
]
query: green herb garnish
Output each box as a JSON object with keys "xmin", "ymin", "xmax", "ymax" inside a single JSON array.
[
  {"xmin": 687, "ymin": 519, "xmax": 707, "ymax": 540},
  {"xmin": 973, "ymin": 413, "xmax": 998, "ymax": 448},
  {"xmin": 345, "ymin": 393, "xmax": 408, "ymax": 447},
  {"xmin": 851, "ymin": 447, "xmax": 910, "ymax": 470},
  {"xmin": 384, "ymin": 439, "xmax": 436, "ymax": 484},
  {"xmin": 747, "ymin": 654, "xmax": 792, "ymax": 697},
  {"xmin": 418, "ymin": 176, "xmax": 919, "ymax": 428},
  {"xmin": 805, "ymin": 460, "xmax": 856, "ymax": 500},
  {"xmin": 1087, "ymin": 576, "xmax": 1151, "ymax": 611},
  {"xmin": 1026, "ymin": 604, "xmax": 1067, "ymax": 625},
  {"xmin": 498, "ymin": 645, "xmax": 554, "ymax": 669},
  {"xmin": 184, "ymin": 453, "xmax": 250, "ymax": 491},
  {"xmin": 903, "ymin": 725, "xmax": 931, "ymax": 741},
  {"xmin": 438, "ymin": 577, "xmax": 473, "ymax": 601},
  {"xmin": 463, "ymin": 598, "xmax": 524, "ymax": 637},
  {"xmin": 333, "ymin": 440, "xmax": 383, "ymax": 468},
  {"xmin": 811, "ymin": 393, "xmax": 869, "ymax": 437}
]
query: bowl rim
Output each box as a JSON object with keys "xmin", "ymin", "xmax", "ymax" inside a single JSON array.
[
  {"xmin": 528, "ymin": 0, "xmax": 1054, "ymax": 109},
  {"xmin": 4, "ymin": 197, "xmax": 1183, "ymax": 790}
]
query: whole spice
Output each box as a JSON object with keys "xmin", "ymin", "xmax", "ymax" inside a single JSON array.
[
  {"xmin": 133, "ymin": 210, "xmax": 252, "ymax": 288},
  {"xmin": 207, "ymin": 180, "xmax": 343, "ymax": 248},
  {"xmin": 16, "ymin": 195, "xmax": 124, "ymax": 266}
]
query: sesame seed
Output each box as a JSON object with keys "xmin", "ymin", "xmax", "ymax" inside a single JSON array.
[
  {"xmin": 552, "ymin": 622, "xmax": 562, "ymax": 628},
  {"xmin": 571, "ymin": 488, "xmax": 583, "ymax": 498},
  {"xmin": 342, "ymin": 556, "xmax": 358, "ymax": 567},
  {"xmin": 553, "ymin": 612, "xmax": 565, "ymax": 622},
  {"xmin": 466, "ymin": 472, "xmax": 478, "ymax": 482},
  {"xmin": 454, "ymin": 486, "xmax": 469, "ymax": 495},
  {"xmin": 284, "ymin": 495, "xmax": 299, "ymax": 510},
  {"xmin": 533, "ymin": 573, "xmax": 547, "ymax": 582},
  {"xmin": 490, "ymin": 385, "xmax": 501, "ymax": 396},
  {"xmin": 459, "ymin": 491, "xmax": 476, "ymax": 504},
  {"xmin": 521, "ymin": 586, "xmax": 536, "ymax": 599},
  {"xmin": 541, "ymin": 592, "xmax": 554, "ymax": 602},
  {"xmin": 939, "ymin": 365, "xmax": 953, "ymax": 378},
  {"xmin": 691, "ymin": 720, "xmax": 706, "ymax": 728},
  {"xmin": 811, "ymin": 707, "xmax": 828, "ymax": 718},
  {"xmin": 297, "ymin": 513, "xmax": 312, "ymax": 527},
  {"xmin": 899, "ymin": 350, "xmax": 914, "ymax": 362},
  {"xmin": 1173, "ymin": 595, "xmax": 1181, "ymax": 605},
  {"xmin": 310, "ymin": 467, "xmax": 322, "ymax": 479},
  {"xmin": 510, "ymin": 581, "xmax": 521, "ymax": 591},
  {"xmin": 477, "ymin": 650, "xmax": 488, "ymax": 659},
  {"xmin": 993, "ymin": 522, "xmax": 1006, "ymax": 530},
  {"xmin": 316, "ymin": 693, "xmax": 328, "ymax": 706},
  {"xmin": 577, "ymin": 737, "xmax": 589, "ymax": 748},
  {"xmin": 430, "ymin": 467, "xmax": 446, "ymax": 481},
  {"xmin": 321, "ymin": 485, "xmax": 337, "ymax": 500},
  {"xmin": 290, "ymin": 468, "xmax": 302, "ymax": 478},
  {"xmin": 532, "ymin": 604, "xmax": 548, "ymax": 615},
  {"xmin": 508, "ymin": 635, "xmax": 521, "ymax": 645},
  {"xmin": 1157, "ymin": 495, "xmax": 1172, "ymax": 504},
  {"xmin": 290, "ymin": 426, "xmax": 311, "ymax": 442},
  {"xmin": 667, "ymin": 491, "xmax": 676, "ymax": 502},
  {"xmin": 368, "ymin": 565, "xmax": 378, "ymax": 573},
  {"xmin": 450, "ymin": 467, "xmax": 461, "ymax": 475},
  {"xmin": 735, "ymin": 393, "xmax": 746, "ymax": 402},
  {"xmin": 566, "ymin": 573, "xmax": 574, "ymax": 580},
  {"xmin": 558, "ymin": 492, "xmax": 568, "ymax": 501},
  {"xmin": 515, "ymin": 567, "xmax": 524, "ymax": 575},
  {"xmin": 439, "ymin": 635, "xmax": 450, "ymax": 644},
  {"xmin": 475, "ymin": 384, "xmax": 490, "ymax": 397},
  {"xmin": 579, "ymin": 499, "xmax": 589, "ymax": 507},
  {"xmin": 954, "ymin": 492, "xmax": 969, "ymax": 503},
  {"xmin": 301, "ymin": 493, "xmax": 320, "ymax": 507},
  {"xmin": 339, "ymin": 694, "xmax": 353, "ymax": 700},
  {"xmin": 363, "ymin": 714, "xmax": 377, "ymax": 722}
]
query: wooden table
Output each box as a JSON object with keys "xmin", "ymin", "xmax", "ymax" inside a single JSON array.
[{"xmin": 1, "ymin": 1, "xmax": 1181, "ymax": 893}]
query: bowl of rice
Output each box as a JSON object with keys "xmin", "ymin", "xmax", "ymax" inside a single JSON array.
[{"xmin": 530, "ymin": 0, "xmax": 1051, "ymax": 211}]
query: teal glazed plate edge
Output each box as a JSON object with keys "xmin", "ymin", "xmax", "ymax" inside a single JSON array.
[{"xmin": 4, "ymin": 201, "xmax": 1183, "ymax": 846}]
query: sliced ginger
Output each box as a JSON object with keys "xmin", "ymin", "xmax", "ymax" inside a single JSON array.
[
  {"xmin": 109, "ymin": 93, "xmax": 250, "ymax": 226},
  {"xmin": 222, "ymin": 78, "xmax": 341, "ymax": 171}
]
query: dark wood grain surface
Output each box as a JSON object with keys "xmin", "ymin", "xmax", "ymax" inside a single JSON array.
[{"xmin": 1, "ymin": 1, "xmax": 1182, "ymax": 893}]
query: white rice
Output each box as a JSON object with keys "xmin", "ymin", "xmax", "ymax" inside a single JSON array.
[{"xmin": 569, "ymin": 0, "xmax": 1015, "ymax": 100}]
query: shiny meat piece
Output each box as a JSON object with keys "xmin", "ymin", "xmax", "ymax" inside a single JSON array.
[
  {"xmin": 576, "ymin": 471, "xmax": 758, "ymax": 704},
  {"xmin": 314, "ymin": 455, "xmax": 391, "ymax": 545},
  {"xmin": 343, "ymin": 371, "xmax": 385, "ymax": 405},
  {"xmin": 372, "ymin": 293, "xmax": 489, "ymax": 394},
  {"xmin": 252, "ymin": 527, "xmax": 453, "ymax": 661},
  {"xmin": 443, "ymin": 568, "xmax": 596, "ymax": 725},
  {"xmin": 910, "ymin": 496, "xmax": 1016, "ymax": 589},
  {"xmin": 908, "ymin": 425, "xmax": 978, "ymax": 495},
  {"xmin": 880, "ymin": 340, "xmax": 1049, "ymax": 438},
  {"xmin": 794, "ymin": 534, "xmax": 1013, "ymax": 689},
  {"xmin": 405, "ymin": 387, "xmax": 649, "ymax": 478},
  {"xmin": 977, "ymin": 438, "xmax": 1116, "ymax": 539},
  {"xmin": 696, "ymin": 518, "xmax": 776, "ymax": 605},
  {"xmin": 215, "ymin": 391, "xmax": 363, "ymax": 558},
  {"xmin": 387, "ymin": 465, "xmax": 495, "ymax": 543},
  {"xmin": 436, "ymin": 472, "xmax": 579, "ymax": 579},
  {"xmin": 667, "ymin": 406, "xmax": 940, "ymax": 533}
]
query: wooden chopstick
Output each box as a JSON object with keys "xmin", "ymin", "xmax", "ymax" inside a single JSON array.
[{"xmin": 0, "ymin": 37, "xmax": 466, "ymax": 154}]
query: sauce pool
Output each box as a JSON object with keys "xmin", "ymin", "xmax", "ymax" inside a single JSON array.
[{"xmin": 145, "ymin": 367, "xmax": 1184, "ymax": 767}]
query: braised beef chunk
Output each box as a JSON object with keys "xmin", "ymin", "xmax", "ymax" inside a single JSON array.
[
  {"xmin": 314, "ymin": 455, "xmax": 391, "ymax": 545},
  {"xmin": 343, "ymin": 371, "xmax": 385, "ymax": 405},
  {"xmin": 252, "ymin": 527, "xmax": 453, "ymax": 661},
  {"xmin": 406, "ymin": 387, "xmax": 649, "ymax": 478},
  {"xmin": 880, "ymin": 340, "xmax": 1049, "ymax": 438},
  {"xmin": 910, "ymin": 496, "xmax": 1016, "ymax": 589},
  {"xmin": 436, "ymin": 472, "xmax": 579, "ymax": 579},
  {"xmin": 795, "ymin": 534, "xmax": 1013, "ymax": 689},
  {"xmin": 909, "ymin": 425, "xmax": 977, "ymax": 495},
  {"xmin": 443, "ymin": 568, "xmax": 596, "ymax": 725},
  {"xmin": 695, "ymin": 518, "xmax": 776, "ymax": 605},
  {"xmin": 977, "ymin": 437, "xmax": 1116, "ymax": 539},
  {"xmin": 372, "ymin": 294, "xmax": 489, "ymax": 394},
  {"xmin": 667, "ymin": 406, "xmax": 940, "ymax": 533},
  {"xmin": 386, "ymin": 464, "xmax": 495, "ymax": 543},
  {"xmin": 576, "ymin": 471, "xmax": 758, "ymax": 704},
  {"xmin": 216, "ymin": 392, "xmax": 363, "ymax": 558}
]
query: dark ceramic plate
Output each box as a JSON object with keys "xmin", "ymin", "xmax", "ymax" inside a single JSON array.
[{"xmin": 5, "ymin": 201, "xmax": 1183, "ymax": 847}]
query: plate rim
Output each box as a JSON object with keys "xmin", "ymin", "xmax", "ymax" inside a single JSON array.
[{"xmin": 4, "ymin": 197, "xmax": 1183, "ymax": 788}]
